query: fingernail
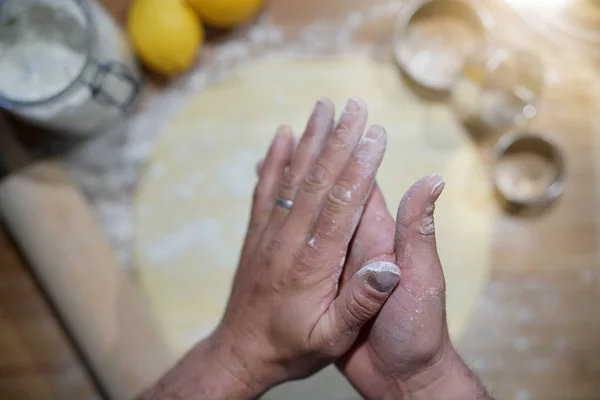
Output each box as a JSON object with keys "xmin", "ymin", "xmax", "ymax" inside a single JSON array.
[
  {"xmin": 359, "ymin": 261, "xmax": 401, "ymax": 293},
  {"xmin": 313, "ymin": 98, "xmax": 329, "ymax": 118},
  {"xmin": 429, "ymin": 174, "xmax": 445, "ymax": 203},
  {"xmin": 277, "ymin": 125, "xmax": 292, "ymax": 137},
  {"xmin": 274, "ymin": 126, "xmax": 292, "ymax": 145},
  {"xmin": 364, "ymin": 124, "xmax": 385, "ymax": 142},
  {"xmin": 343, "ymin": 97, "xmax": 362, "ymax": 116}
]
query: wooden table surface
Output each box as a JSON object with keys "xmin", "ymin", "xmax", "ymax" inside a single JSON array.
[{"xmin": 1, "ymin": 0, "xmax": 600, "ymax": 399}]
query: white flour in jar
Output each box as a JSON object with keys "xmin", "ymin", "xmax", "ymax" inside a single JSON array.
[
  {"xmin": 0, "ymin": 0, "xmax": 139, "ymax": 136},
  {"xmin": 0, "ymin": 41, "xmax": 86, "ymax": 103},
  {"xmin": 0, "ymin": 0, "xmax": 86, "ymax": 102}
]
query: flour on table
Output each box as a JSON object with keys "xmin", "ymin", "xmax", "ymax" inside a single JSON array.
[
  {"xmin": 143, "ymin": 217, "xmax": 232, "ymax": 267},
  {"xmin": 514, "ymin": 389, "xmax": 532, "ymax": 400},
  {"xmin": 514, "ymin": 336, "xmax": 531, "ymax": 352}
]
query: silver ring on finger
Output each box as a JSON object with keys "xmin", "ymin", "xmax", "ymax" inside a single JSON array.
[{"xmin": 276, "ymin": 196, "xmax": 294, "ymax": 210}]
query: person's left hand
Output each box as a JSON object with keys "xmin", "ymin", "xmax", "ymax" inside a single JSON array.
[{"xmin": 216, "ymin": 98, "xmax": 402, "ymax": 394}]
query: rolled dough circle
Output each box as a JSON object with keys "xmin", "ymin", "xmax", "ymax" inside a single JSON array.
[{"xmin": 134, "ymin": 57, "xmax": 493, "ymax": 399}]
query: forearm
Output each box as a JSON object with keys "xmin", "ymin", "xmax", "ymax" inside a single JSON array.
[
  {"xmin": 138, "ymin": 335, "xmax": 268, "ymax": 400},
  {"xmin": 383, "ymin": 349, "xmax": 493, "ymax": 400}
]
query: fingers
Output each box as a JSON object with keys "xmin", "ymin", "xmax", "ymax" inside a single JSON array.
[
  {"xmin": 241, "ymin": 128, "xmax": 294, "ymax": 257},
  {"xmin": 269, "ymin": 98, "xmax": 335, "ymax": 227},
  {"xmin": 305, "ymin": 125, "xmax": 388, "ymax": 278},
  {"xmin": 314, "ymin": 261, "xmax": 401, "ymax": 354},
  {"xmin": 395, "ymin": 174, "xmax": 446, "ymax": 280},
  {"xmin": 351, "ymin": 183, "xmax": 396, "ymax": 265},
  {"xmin": 340, "ymin": 183, "xmax": 396, "ymax": 284},
  {"xmin": 286, "ymin": 98, "xmax": 369, "ymax": 236}
]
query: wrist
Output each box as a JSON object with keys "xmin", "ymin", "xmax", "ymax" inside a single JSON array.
[
  {"xmin": 201, "ymin": 329, "xmax": 279, "ymax": 399},
  {"xmin": 383, "ymin": 345, "xmax": 491, "ymax": 400},
  {"xmin": 139, "ymin": 332, "xmax": 275, "ymax": 400}
]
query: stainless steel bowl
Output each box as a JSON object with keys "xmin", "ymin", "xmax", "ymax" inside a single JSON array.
[{"xmin": 492, "ymin": 131, "xmax": 565, "ymax": 207}]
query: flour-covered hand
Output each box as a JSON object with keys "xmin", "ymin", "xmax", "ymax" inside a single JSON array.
[
  {"xmin": 213, "ymin": 97, "xmax": 402, "ymax": 397},
  {"xmin": 336, "ymin": 176, "xmax": 493, "ymax": 400}
]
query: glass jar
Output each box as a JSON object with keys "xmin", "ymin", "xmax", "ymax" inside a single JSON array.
[
  {"xmin": 451, "ymin": 44, "xmax": 544, "ymax": 131},
  {"xmin": 0, "ymin": 0, "xmax": 142, "ymax": 136}
]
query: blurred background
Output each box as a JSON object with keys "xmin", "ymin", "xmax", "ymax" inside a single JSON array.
[{"xmin": 1, "ymin": 0, "xmax": 600, "ymax": 399}]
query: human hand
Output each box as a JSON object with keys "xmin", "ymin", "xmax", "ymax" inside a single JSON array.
[
  {"xmin": 336, "ymin": 176, "xmax": 491, "ymax": 399},
  {"xmin": 141, "ymin": 98, "xmax": 401, "ymax": 400}
]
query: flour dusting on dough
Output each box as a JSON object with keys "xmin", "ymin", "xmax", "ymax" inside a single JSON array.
[
  {"xmin": 218, "ymin": 150, "xmax": 257, "ymax": 197},
  {"xmin": 144, "ymin": 218, "xmax": 231, "ymax": 266}
]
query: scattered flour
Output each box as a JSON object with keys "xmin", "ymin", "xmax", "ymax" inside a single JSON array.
[
  {"xmin": 579, "ymin": 268, "xmax": 595, "ymax": 284},
  {"xmin": 514, "ymin": 389, "xmax": 532, "ymax": 400},
  {"xmin": 515, "ymin": 336, "xmax": 530, "ymax": 352},
  {"xmin": 144, "ymin": 218, "xmax": 231, "ymax": 266},
  {"xmin": 147, "ymin": 164, "xmax": 166, "ymax": 180},
  {"xmin": 553, "ymin": 336, "xmax": 567, "ymax": 351},
  {"xmin": 167, "ymin": 171, "xmax": 206, "ymax": 201},
  {"xmin": 528, "ymin": 357, "xmax": 553, "ymax": 373},
  {"xmin": 217, "ymin": 150, "xmax": 257, "ymax": 197},
  {"xmin": 516, "ymin": 307, "xmax": 533, "ymax": 323}
]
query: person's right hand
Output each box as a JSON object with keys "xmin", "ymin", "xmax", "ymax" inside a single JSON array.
[{"xmin": 336, "ymin": 177, "xmax": 492, "ymax": 399}]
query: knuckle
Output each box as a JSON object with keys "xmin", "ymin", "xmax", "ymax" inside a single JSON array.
[
  {"xmin": 279, "ymin": 169, "xmax": 299, "ymax": 193},
  {"xmin": 345, "ymin": 289, "xmax": 376, "ymax": 324},
  {"xmin": 327, "ymin": 182, "xmax": 354, "ymax": 209},
  {"xmin": 397, "ymin": 202, "xmax": 437, "ymax": 242},
  {"xmin": 332, "ymin": 123, "xmax": 351, "ymax": 143},
  {"xmin": 418, "ymin": 205, "xmax": 436, "ymax": 239},
  {"xmin": 265, "ymin": 238, "xmax": 286, "ymax": 257},
  {"xmin": 292, "ymin": 249, "xmax": 320, "ymax": 276},
  {"xmin": 291, "ymin": 249, "xmax": 334, "ymax": 286},
  {"xmin": 291, "ymin": 254, "xmax": 316, "ymax": 279},
  {"xmin": 303, "ymin": 162, "xmax": 333, "ymax": 194}
]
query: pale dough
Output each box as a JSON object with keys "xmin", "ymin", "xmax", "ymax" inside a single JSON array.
[{"xmin": 133, "ymin": 57, "xmax": 494, "ymax": 399}]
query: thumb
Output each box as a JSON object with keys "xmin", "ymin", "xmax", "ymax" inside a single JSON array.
[
  {"xmin": 315, "ymin": 261, "xmax": 400, "ymax": 354},
  {"xmin": 395, "ymin": 174, "xmax": 445, "ymax": 280}
]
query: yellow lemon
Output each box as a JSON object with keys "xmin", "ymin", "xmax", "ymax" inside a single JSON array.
[
  {"xmin": 128, "ymin": 0, "xmax": 203, "ymax": 76},
  {"xmin": 186, "ymin": 0, "xmax": 263, "ymax": 29}
]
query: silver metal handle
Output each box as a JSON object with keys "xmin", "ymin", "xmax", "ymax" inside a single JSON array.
[{"xmin": 85, "ymin": 59, "xmax": 143, "ymax": 112}]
